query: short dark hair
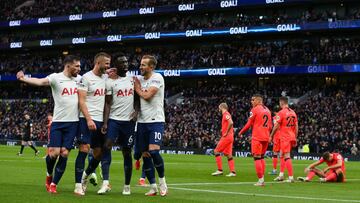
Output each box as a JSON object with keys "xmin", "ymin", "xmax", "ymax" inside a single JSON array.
[
  {"xmin": 63, "ymin": 55, "xmax": 80, "ymax": 66},
  {"xmin": 142, "ymin": 55, "xmax": 157, "ymax": 68},
  {"xmin": 112, "ymin": 52, "xmax": 127, "ymax": 68},
  {"xmin": 279, "ymin": 96, "xmax": 289, "ymax": 104},
  {"xmin": 94, "ymin": 52, "xmax": 111, "ymax": 64},
  {"xmin": 322, "ymin": 151, "xmax": 331, "ymax": 160}
]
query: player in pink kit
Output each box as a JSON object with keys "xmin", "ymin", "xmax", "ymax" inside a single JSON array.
[
  {"xmin": 211, "ymin": 103, "xmax": 236, "ymax": 177},
  {"xmin": 298, "ymin": 151, "xmax": 346, "ymax": 183}
]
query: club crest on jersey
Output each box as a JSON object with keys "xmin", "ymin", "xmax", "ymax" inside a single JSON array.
[
  {"xmin": 61, "ymin": 87, "xmax": 78, "ymax": 95},
  {"xmin": 117, "ymin": 88, "xmax": 134, "ymax": 97},
  {"xmin": 94, "ymin": 88, "xmax": 105, "ymax": 96}
]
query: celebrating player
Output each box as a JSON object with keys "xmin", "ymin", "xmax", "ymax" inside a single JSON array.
[
  {"xmin": 271, "ymin": 97, "xmax": 298, "ymax": 183},
  {"xmin": 297, "ymin": 151, "xmax": 346, "ymax": 183},
  {"xmin": 17, "ymin": 55, "xmax": 81, "ymax": 194},
  {"xmin": 134, "ymin": 55, "xmax": 168, "ymax": 196},
  {"xmin": 100, "ymin": 53, "xmax": 139, "ymax": 195},
  {"xmin": 211, "ymin": 103, "xmax": 236, "ymax": 177},
  {"xmin": 239, "ymin": 94, "xmax": 272, "ymax": 186},
  {"xmin": 74, "ymin": 52, "xmax": 110, "ymax": 195}
]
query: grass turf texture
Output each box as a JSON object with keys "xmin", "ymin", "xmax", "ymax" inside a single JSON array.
[{"xmin": 0, "ymin": 145, "xmax": 360, "ymax": 203}]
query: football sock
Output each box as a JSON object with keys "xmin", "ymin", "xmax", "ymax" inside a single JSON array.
[
  {"xmin": 75, "ymin": 151, "xmax": 87, "ymax": 183},
  {"xmin": 254, "ymin": 158, "xmax": 263, "ymax": 178},
  {"xmin": 306, "ymin": 171, "xmax": 316, "ymax": 181},
  {"xmin": 20, "ymin": 145, "xmax": 24, "ymax": 154},
  {"xmin": 280, "ymin": 157, "xmax": 285, "ymax": 173},
  {"xmin": 261, "ymin": 158, "xmax": 266, "ymax": 175},
  {"xmin": 101, "ymin": 149, "xmax": 111, "ymax": 181},
  {"xmin": 228, "ymin": 157, "xmax": 235, "ymax": 173},
  {"xmin": 123, "ymin": 150, "xmax": 132, "ymax": 185},
  {"xmin": 150, "ymin": 150, "xmax": 165, "ymax": 178},
  {"xmin": 52, "ymin": 156, "xmax": 68, "ymax": 184},
  {"xmin": 285, "ymin": 158, "xmax": 293, "ymax": 176},
  {"xmin": 30, "ymin": 145, "xmax": 37, "ymax": 152},
  {"xmin": 85, "ymin": 158, "xmax": 101, "ymax": 175},
  {"xmin": 143, "ymin": 156, "xmax": 156, "ymax": 184},
  {"xmin": 215, "ymin": 154, "xmax": 223, "ymax": 171},
  {"xmin": 272, "ymin": 155, "xmax": 278, "ymax": 170},
  {"xmin": 45, "ymin": 155, "xmax": 57, "ymax": 176}
]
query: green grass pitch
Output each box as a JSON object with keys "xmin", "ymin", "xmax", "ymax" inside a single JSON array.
[{"xmin": 1, "ymin": 145, "xmax": 360, "ymax": 203}]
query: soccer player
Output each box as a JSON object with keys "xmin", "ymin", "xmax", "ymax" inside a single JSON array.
[
  {"xmin": 17, "ymin": 112, "xmax": 40, "ymax": 156},
  {"xmin": 269, "ymin": 110, "xmax": 280, "ymax": 175},
  {"xmin": 43, "ymin": 112, "xmax": 53, "ymax": 159},
  {"xmin": 211, "ymin": 103, "xmax": 236, "ymax": 177},
  {"xmin": 16, "ymin": 55, "xmax": 81, "ymax": 194},
  {"xmin": 238, "ymin": 94, "xmax": 272, "ymax": 186},
  {"xmin": 134, "ymin": 55, "xmax": 168, "ymax": 196},
  {"xmin": 271, "ymin": 97, "xmax": 298, "ymax": 183},
  {"xmin": 297, "ymin": 151, "xmax": 346, "ymax": 183},
  {"xmin": 74, "ymin": 52, "xmax": 110, "ymax": 196},
  {"xmin": 99, "ymin": 53, "xmax": 138, "ymax": 195}
]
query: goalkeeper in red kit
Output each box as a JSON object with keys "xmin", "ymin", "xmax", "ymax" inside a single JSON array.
[{"xmin": 211, "ymin": 103, "xmax": 236, "ymax": 177}]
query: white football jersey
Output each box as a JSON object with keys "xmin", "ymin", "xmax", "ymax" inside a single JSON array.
[
  {"xmin": 47, "ymin": 72, "xmax": 81, "ymax": 122},
  {"xmin": 106, "ymin": 76, "xmax": 135, "ymax": 121},
  {"xmin": 137, "ymin": 72, "xmax": 165, "ymax": 123},
  {"xmin": 78, "ymin": 71, "xmax": 106, "ymax": 122}
]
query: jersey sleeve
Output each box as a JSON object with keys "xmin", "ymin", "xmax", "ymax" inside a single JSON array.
[
  {"xmin": 149, "ymin": 74, "xmax": 163, "ymax": 89},
  {"xmin": 78, "ymin": 75, "xmax": 89, "ymax": 91},
  {"xmin": 318, "ymin": 158, "xmax": 325, "ymax": 164},
  {"xmin": 46, "ymin": 73, "xmax": 57, "ymax": 86},
  {"xmin": 105, "ymin": 79, "xmax": 112, "ymax": 96},
  {"xmin": 274, "ymin": 111, "xmax": 283, "ymax": 125}
]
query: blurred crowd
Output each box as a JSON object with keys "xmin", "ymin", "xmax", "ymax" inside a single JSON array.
[
  {"xmin": 3, "ymin": 5, "xmax": 360, "ymax": 43},
  {"xmin": 1, "ymin": 0, "xmax": 208, "ymax": 21},
  {"xmin": 1, "ymin": 38, "xmax": 360, "ymax": 75}
]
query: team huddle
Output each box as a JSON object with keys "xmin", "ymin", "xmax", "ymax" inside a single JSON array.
[
  {"xmin": 16, "ymin": 52, "xmax": 168, "ymax": 196},
  {"xmin": 212, "ymin": 95, "xmax": 346, "ymax": 186}
]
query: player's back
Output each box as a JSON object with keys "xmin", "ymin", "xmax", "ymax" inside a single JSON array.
[
  {"xmin": 278, "ymin": 107, "xmax": 297, "ymax": 141},
  {"xmin": 251, "ymin": 105, "xmax": 272, "ymax": 141},
  {"xmin": 221, "ymin": 111, "xmax": 234, "ymax": 138},
  {"xmin": 323, "ymin": 153, "xmax": 346, "ymax": 173}
]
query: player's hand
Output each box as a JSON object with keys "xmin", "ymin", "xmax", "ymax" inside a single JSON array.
[
  {"xmin": 106, "ymin": 68, "xmax": 117, "ymax": 79},
  {"xmin": 87, "ymin": 119, "xmax": 97, "ymax": 131},
  {"xmin": 130, "ymin": 110, "xmax": 138, "ymax": 121},
  {"xmin": 133, "ymin": 76, "xmax": 141, "ymax": 91},
  {"xmin": 238, "ymin": 132, "xmax": 242, "ymax": 138},
  {"xmin": 16, "ymin": 71, "xmax": 25, "ymax": 81},
  {"xmin": 101, "ymin": 123, "xmax": 108, "ymax": 134},
  {"xmin": 304, "ymin": 167, "xmax": 310, "ymax": 173}
]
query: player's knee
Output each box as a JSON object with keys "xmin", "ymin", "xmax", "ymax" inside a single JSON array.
[
  {"xmin": 79, "ymin": 144, "xmax": 90, "ymax": 153},
  {"xmin": 60, "ymin": 149, "xmax": 69, "ymax": 157},
  {"xmin": 104, "ymin": 139, "xmax": 113, "ymax": 151},
  {"xmin": 142, "ymin": 151, "xmax": 151, "ymax": 158},
  {"xmin": 93, "ymin": 148, "xmax": 102, "ymax": 159},
  {"xmin": 148, "ymin": 144, "xmax": 160, "ymax": 151}
]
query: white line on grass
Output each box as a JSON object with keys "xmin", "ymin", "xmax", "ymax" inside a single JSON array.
[{"xmin": 169, "ymin": 186, "xmax": 360, "ymax": 202}]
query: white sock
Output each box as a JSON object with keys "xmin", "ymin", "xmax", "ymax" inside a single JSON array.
[
  {"xmin": 75, "ymin": 183, "xmax": 82, "ymax": 188},
  {"xmin": 103, "ymin": 180, "xmax": 109, "ymax": 185},
  {"xmin": 259, "ymin": 177, "xmax": 264, "ymax": 182},
  {"xmin": 159, "ymin": 177, "xmax": 166, "ymax": 184},
  {"xmin": 279, "ymin": 172, "xmax": 284, "ymax": 177},
  {"xmin": 150, "ymin": 183, "xmax": 157, "ymax": 189}
]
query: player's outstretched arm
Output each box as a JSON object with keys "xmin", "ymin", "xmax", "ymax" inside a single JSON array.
[{"xmin": 17, "ymin": 70, "xmax": 49, "ymax": 86}]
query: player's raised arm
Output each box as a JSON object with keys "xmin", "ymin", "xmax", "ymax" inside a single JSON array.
[{"xmin": 17, "ymin": 70, "xmax": 50, "ymax": 86}]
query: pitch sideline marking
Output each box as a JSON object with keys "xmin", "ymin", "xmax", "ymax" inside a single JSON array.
[{"xmin": 169, "ymin": 186, "xmax": 360, "ymax": 202}]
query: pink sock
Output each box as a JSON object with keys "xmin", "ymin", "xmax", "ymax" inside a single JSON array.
[
  {"xmin": 255, "ymin": 160, "xmax": 263, "ymax": 178},
  {"xmin": 215, "ymin": 155, "xmax": 222, "ymax": 171},
  {"xmin": 285, "ymin": 158, "xmax": 293, "ymax": 176}
]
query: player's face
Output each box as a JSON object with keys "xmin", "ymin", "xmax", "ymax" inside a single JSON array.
[
  {"xmin": 47, "ymin": 115, "xmax": 53, "ymax": 121},
  {"xmin": 98, "ymin": 57, "xmax": 111, "ymax": 74},
  {"xmin": 116, "ymin": 56, "xmax": 129, "ymax": 73},
  {"xmin": 140, "ymin": 58, "xmax": 153, "ymax": 76},
  {"xmin": 68, "ymin": 60, "xmax": 81, "ymax": 77},
  {"xmin": 251, "ymin": 97, "xmax": 259, "ymax": 107},
  {"xmin": 218, "ymin": 105, "xmax": 222, "ymax": 112}
]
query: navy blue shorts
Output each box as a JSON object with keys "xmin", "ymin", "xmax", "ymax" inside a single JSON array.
[
  {"xmin": 135, "ymin": 122, "xmax": 164, "ymax": 153},
  {"xmin": 78, "ymin": 118, "xmax": 105, "ymax": 149},
  {"xmin": 48, "ymin": 121, "xmax": 79, "ymax": 149},
  {"xmin": 106, "ymin": 119, "xmax": 135, "ymax": 148}
]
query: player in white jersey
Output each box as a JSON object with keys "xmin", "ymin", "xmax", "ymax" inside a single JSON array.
[
  {"xmin": 16, "ymin": 55, "xmax": 81, "ymax": 194},
  {"xmin": 96, "ymin": 53, "xmax": 139, "ymax": 195},
  {"xmin": 74, "ymin": 52, "xmax": 111, "ymax": 196},
  {"xmin": 134, "ymin": 55, "xmax": 168, "ymax": 196}
]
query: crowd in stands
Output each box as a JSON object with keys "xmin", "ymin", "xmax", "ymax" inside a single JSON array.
[
  {"xmin": 1, "ymin": 38, "xmax": 360, "ymax": 75},
  {"xmin": 0, "ymin": 100, "xmax": 52, "ymax": 141},
  {"xmin": 1, "ymin": 0, "xmax": 208, "ymax": 21},
  {"xmin": 3, "ymin": 5, "xmax": 360, "ymax": 43},
  {"xmin": 1, "ymin": 79, "xmax": 358, "ymax": 156}
]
